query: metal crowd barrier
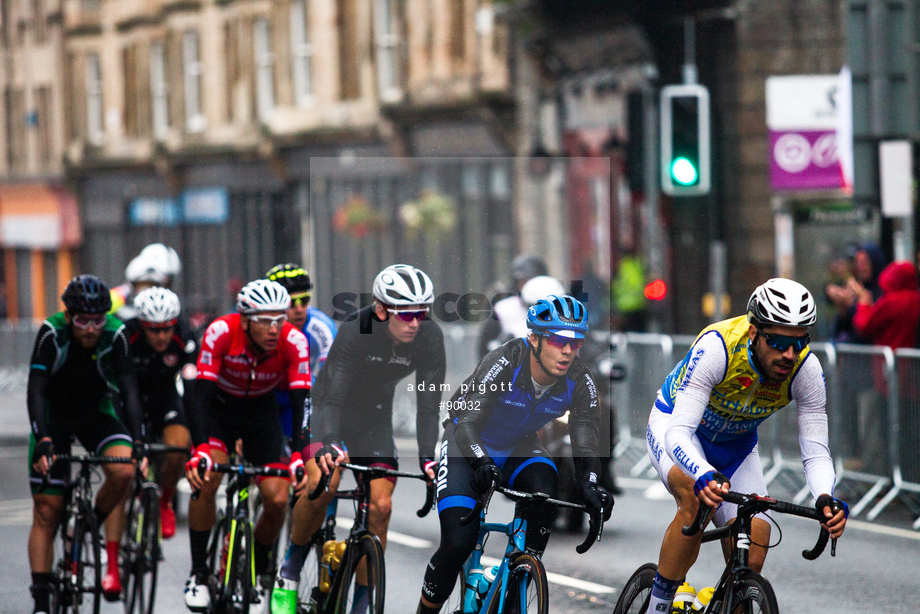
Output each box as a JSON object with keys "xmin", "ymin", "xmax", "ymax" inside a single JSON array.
[
  {"xmin": 0, "ymin": 320, "xmax": 39, "ymax": 393},
  {"xmin": 611, "ymin": 333, "xmax": 920, "ymax": 529}
]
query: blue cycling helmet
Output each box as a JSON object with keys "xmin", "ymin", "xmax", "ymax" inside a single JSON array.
[
  {"xmin": 527, "ymin": 294, "xmax": 589, "ymax": 339},
  {"xmin": 61, "ymin": 274, "xmax": 112, "ymax": 314}
]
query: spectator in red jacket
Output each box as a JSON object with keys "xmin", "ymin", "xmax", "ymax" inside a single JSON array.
[{"xmin": 853, "ymin": 261, "xmax": 920, "ymax": 349}]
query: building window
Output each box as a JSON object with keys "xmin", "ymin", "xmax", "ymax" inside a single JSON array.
[
  {"xmin": 289, "ymin": 0, "xmax": 313, "ymax": 107},
  {"xmin": 182, "ymin": 29, "xmax": 205, "ymax": 133},
  {"xmin": 374, "ymin": 0, "xmax": 400, "ymax": 101},
  {"xmin": 338, "ymin": 0, "xmax": 359, "ymax": 100},
  {"xmin": 150, "ymin": 40, "xmax": 169, "ymax": 139},
  {"xmin": 5, "ymin": 87, "xmax": 25, "ymax": 172},
  {"xmin": 36, "ymin": 85, "xmax": 52, "ymax": 166},
  {"xmin": 253, "ymin": 17, "xmax": 274, "ymax": 122},
  {"xmin": 449, "ymin": 0, "xmax": 466, "ymax": 62},
  {"xmin": 31, "ymin": 0, "xmax": 46, "ymax": 44},
  {"xmin": 86, "ymin": 52, "xmax": 104, "ymax": 145}
]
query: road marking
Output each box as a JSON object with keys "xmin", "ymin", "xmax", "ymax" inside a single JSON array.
[
  {"xmin": 334, "ymin": 517, "xmax": 435, "ymax": 549},
  {"xmin": 847, "ymin": 519, "xmax": 920, "ymax": 540},
  {"xmin": 481, "ymin": 556, "xmax": 616, "ymax": 594}
]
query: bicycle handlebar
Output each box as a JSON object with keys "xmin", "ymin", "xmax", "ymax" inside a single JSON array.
[
  {"xmin": 681, "ymin": 489, "xmax": 836, "ymax": 560},
  {"xmin": 306, "ymin": 462, "xmax": 435, "ymax": 517},
  {"xmin": 38, "ymin": 454, "xmax": 135, "ymax": 492},
  {"xmin": 191, "ymin": 458, "xmax": 303, "ymax": 500},
  {"xmin": 459, "ymin": 484, "xmax": 604, "ymax": 553}
]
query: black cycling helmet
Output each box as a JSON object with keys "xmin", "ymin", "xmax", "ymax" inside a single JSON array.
[
  {"xmin": 61, "ymin": 274, "xmax": 112, "ymax": 314},
  {"xmin": 511, "ymin": 254, "xmax": 548, "ymax": 285},
  {"xmin": 266, "ymin": 263, "xmax": 313, "ymax": 295}
]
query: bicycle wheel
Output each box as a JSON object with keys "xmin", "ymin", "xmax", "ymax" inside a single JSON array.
[
  {"xmin": 332, "ymin": 533, "xmax": 385, "ymax": 614},
  {"xmin": 725, "ymin": 571, "xmax": 778, "ymax": 614},
  {"xmin": 122, "ymin": 484, "xmax": 160, "ymax": 614},
  {"xmin": 612, "ymin": 562, "xmax": 657, "ymax": 614},
  {"xmin": 286, "ymin": 534, "xmax": 324, "ymax": 614},
  {"xmin": 60, "ymin": 511, "xmax": 101, "ymax": 614},
  {"xmin": 484, "ymin": 553, "xmax": 548, "ymax": 614},
  {"xmin": 219, "ymin": 519, "xmax": 253, "ymax": 614}
]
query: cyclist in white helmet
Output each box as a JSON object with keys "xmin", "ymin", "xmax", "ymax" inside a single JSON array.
[
  {"xmin": 123, "ymin": 288, "xmax": 195, "ymax": 539},
  {"xmin": 183, "ymin": 279, "xmax": 312, "ymax": 611},
  {"xmin": 271, "ymin": 264, "xmax": 446, "ymax": 614},
  {"xmin": 640, "ymin": 278, "xmax": 848, "ymax": 614},
  {"xmin": 111, "ymin": 243, "xmax": 182, "ymax": 321}
]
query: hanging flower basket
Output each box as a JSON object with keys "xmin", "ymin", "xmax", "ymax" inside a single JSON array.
[
  {"xmin": 399, "ymin": 189, "xmax": 458, "ymax": 242},
  {"xmin": 332, "ymin": 195, "xmax": 387, "ymax": 238}
]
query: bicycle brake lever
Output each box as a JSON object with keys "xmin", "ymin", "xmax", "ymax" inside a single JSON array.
[{"xmin": 831, "ymin": 537, "xmax": 837, "ymax": 557}]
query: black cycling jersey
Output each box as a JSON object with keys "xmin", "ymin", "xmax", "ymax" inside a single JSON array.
[
  {"xmin": 27, "ymin": 312, "xmax": 144, "ymax": 443},
  {"xmin": 448, "ymin": 336, "xmax": 603, "ymax": 482},
  {"xmin": 309, "ymin": 305, "xmax": 446, "ymax": 463},
  {"xmin": 125, "ymin": 320, "xmax": 198, "ymax": 432}
]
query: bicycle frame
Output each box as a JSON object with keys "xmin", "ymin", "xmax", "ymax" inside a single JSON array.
[
  {"xmin": 460, "ymin": 514, "xmax": 528, "ymax": 613},
  {"xmin": 220, "ymin": 468, "xmax": 256, "ymax": 591}
]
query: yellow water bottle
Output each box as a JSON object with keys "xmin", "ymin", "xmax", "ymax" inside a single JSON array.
[
  {"xmin": 330, "ymin": 541, "xmax": 347, "ymax": 572},
  {"xmin": 671, "ymin": 583, "xmax": 697, "ymax": 613},
  {"xmin": 691, "ymin": 587, "xmax": 714, "ymax": 612},
  {"xmin": 319, "ymin": 540, "xmax": 337, "ymax": 592}
]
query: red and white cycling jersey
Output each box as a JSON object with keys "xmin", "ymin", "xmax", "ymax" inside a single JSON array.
[{"xmin": 197, "ymin": 313, "xmax": 311, "ymax": 397}]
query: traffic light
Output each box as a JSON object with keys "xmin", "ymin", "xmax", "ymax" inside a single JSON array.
[{"xmin": 660, "ymin": 84, "xmax": 711, "ymax": 196}]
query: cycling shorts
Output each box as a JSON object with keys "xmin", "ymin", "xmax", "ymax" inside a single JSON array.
[
  {"xmin": 435, "ymin": 423, "xmax": 557, "ymax": 514},
  {"xmin": 205, "ymin": 391, "xmax": 285, "ymax": 469},
  {"xmin": 141, "ymin": 392, "xmax": 187, "ymax": 436},
  {"xmin": 647, "ymin": 404, "xmax": 770, "ymax": 526},
  {"xmin": 29, "ymin": 397, "xmax": 132, "ymax": 495},
  {"xmin": 304, "ymin": 441, "xmax": 399, "ymax": 485}
]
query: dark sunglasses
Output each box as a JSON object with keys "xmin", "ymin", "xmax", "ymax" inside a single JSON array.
[
  {"xmin": 543, "ymin": 333, "xmax": 583, "ymax": 350},
  {"xmin": 760, "ymin": 330, "xmax": 810, "ymax": 353},
  {"xmin": 290, "ymin": 292, "xmax": 311, "ymax": 307},
  {"xmin": 72, "ymin": 314, "xmax": 107, "ymax": 330},
  {"xmin": 386, "ymin": 308, "xmax": 429, "ymax": 322}
]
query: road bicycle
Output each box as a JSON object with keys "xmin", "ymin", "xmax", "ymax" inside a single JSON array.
[
  {"xmin": 450, "ymin": 483, "xmax": 604, "ymax": 614},
  {"xmin": 43, "ymin": 453, "xmax": 134, "ymax": 614},
  {"xmin": 194, "ymin": 459, "xmax": 297, "ymax": 614},
  {"xmin": 281, "ymin": 462, "xmax": 435, "ymax": 614},
  {"xmin": 613, "ymin": 489, "xmax": 841, "ymax": 614},
  {"xmin": 120, "ymin": 442, "xmax": 189, "ymax": 614}
]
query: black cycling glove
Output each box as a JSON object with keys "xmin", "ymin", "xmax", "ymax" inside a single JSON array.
[
  {"xmin": 470, "ymin": 462, "xmax": 501, "ymax": 495},
  {"xmin": 581, "ymin": 483, "xmax": 614, "ymax": 521},
  {"xmin": 313, "ymin": 443, "xmax": 343, "ymax": 464},
  {"xmin": 32, "ymin": 439, "xmax": 54, "ymax": 464}
]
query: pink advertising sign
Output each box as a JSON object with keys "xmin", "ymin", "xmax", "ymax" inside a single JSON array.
[{"xmin": 765, "ymin": 75, "xmax": 849, "ymax": 191}]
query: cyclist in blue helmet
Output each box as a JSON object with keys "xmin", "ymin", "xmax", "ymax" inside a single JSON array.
[{"xmin": 416, "ymin": 294, "xmax": 612, "ymax": 614}]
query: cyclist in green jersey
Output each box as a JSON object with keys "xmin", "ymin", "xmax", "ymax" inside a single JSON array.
[{"xmin": 27, "ymin": 275, "xmax": 147, "ymax": 613}]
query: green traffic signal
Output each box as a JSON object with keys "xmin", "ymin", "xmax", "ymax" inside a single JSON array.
[{"xmin": 670, "ymin": 157, "xmax": 699, "ymax": 185}]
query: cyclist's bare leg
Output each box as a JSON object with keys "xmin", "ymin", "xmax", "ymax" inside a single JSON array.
[
  {"xmin": 254, "ymin": 476, "xmax": 290, "ymax": 544},
  {"xmin": 720, "ymin": 516, "xmax": 771, "ymax": 573},
  {"xmin": 367, "ymin": 477, "xmax": 395, "ymax": 551},
  {"xmin": 97, "ymin": 444, "xmax": 134, "ymax": 523},
  {"xmin": 657, "ymin": 465, "xmax": 708, "ymax": 582},
  {"xmin": 160, "ymin": 424, "xmax": 191, "ymax": 494},
  {"xmin": 29, "ymin": 495, "xmax": 62, "ymax": 572},
  {"xmin": 288, "ymin": 457, "xmax": 343, "ymax": 546},
  {"xmin": 188, "ymin": 447, "xmax": 229, "ymax": 531}
]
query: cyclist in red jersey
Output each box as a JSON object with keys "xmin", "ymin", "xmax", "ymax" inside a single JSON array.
[{"xmin": 183, "ymin": 279, "xmax": 311, "ymax": 612}]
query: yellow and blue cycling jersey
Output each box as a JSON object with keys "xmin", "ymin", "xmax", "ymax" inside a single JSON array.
[{"xmin": 656, "ymin": 315, "xmax": 810, "ymax": 443}]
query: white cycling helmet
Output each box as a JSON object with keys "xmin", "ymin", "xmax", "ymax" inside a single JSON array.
[
  {"xmin": 373, "ymin": 264, "xmax": 434, "ymax": 306},
  {"xmin": 134, "ymin": 287, "xmax": 181, "ymax": 323},
  {"xmin": 236, "ymin": 279, "xmax": 291, "ymax": 314},
  {"xmin": 520, "ymin": 275, "xmax": 566, "ymax": 306},
  {"xmin": 139, "ymin": 243, "xmax": 181, "ymax": 277},
  {"xmin": 747, "ymin": 278, "xmax": 816, "ymax": 327},
  {"xmin": 125, "ymin": 253, "xmax": 169, "ymax": 286}
]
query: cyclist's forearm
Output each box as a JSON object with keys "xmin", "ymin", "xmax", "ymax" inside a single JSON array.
[
  {"xmin": 117, "ymin": 373, "xmax": 146, "ymax": 441},
  {"xmin": 27, "ymin": 369, "xmax": 50, "ymax": 439},
  {"xmin": 189, "ymin": 379, "xmax": 218, "ymax": 446}
]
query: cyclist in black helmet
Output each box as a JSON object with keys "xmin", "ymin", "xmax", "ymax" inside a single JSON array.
[{"xmin": 27, "ymin": 275, "xmax": 147, "ymax": 612}]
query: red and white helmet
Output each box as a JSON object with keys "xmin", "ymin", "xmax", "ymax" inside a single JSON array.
[{"xmin": 236, "ymin": 279, "xmax": 291, "ymax": 314}]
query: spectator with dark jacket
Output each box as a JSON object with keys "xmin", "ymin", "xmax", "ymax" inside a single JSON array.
[{"xmin": 826, "ymin": 242, "xmax": 888, "ymax": 343}]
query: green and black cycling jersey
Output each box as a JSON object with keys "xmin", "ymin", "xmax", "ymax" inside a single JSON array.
[{"xmin": 27, "ymin": 312, "xmax": 145, "ymax": 442}]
